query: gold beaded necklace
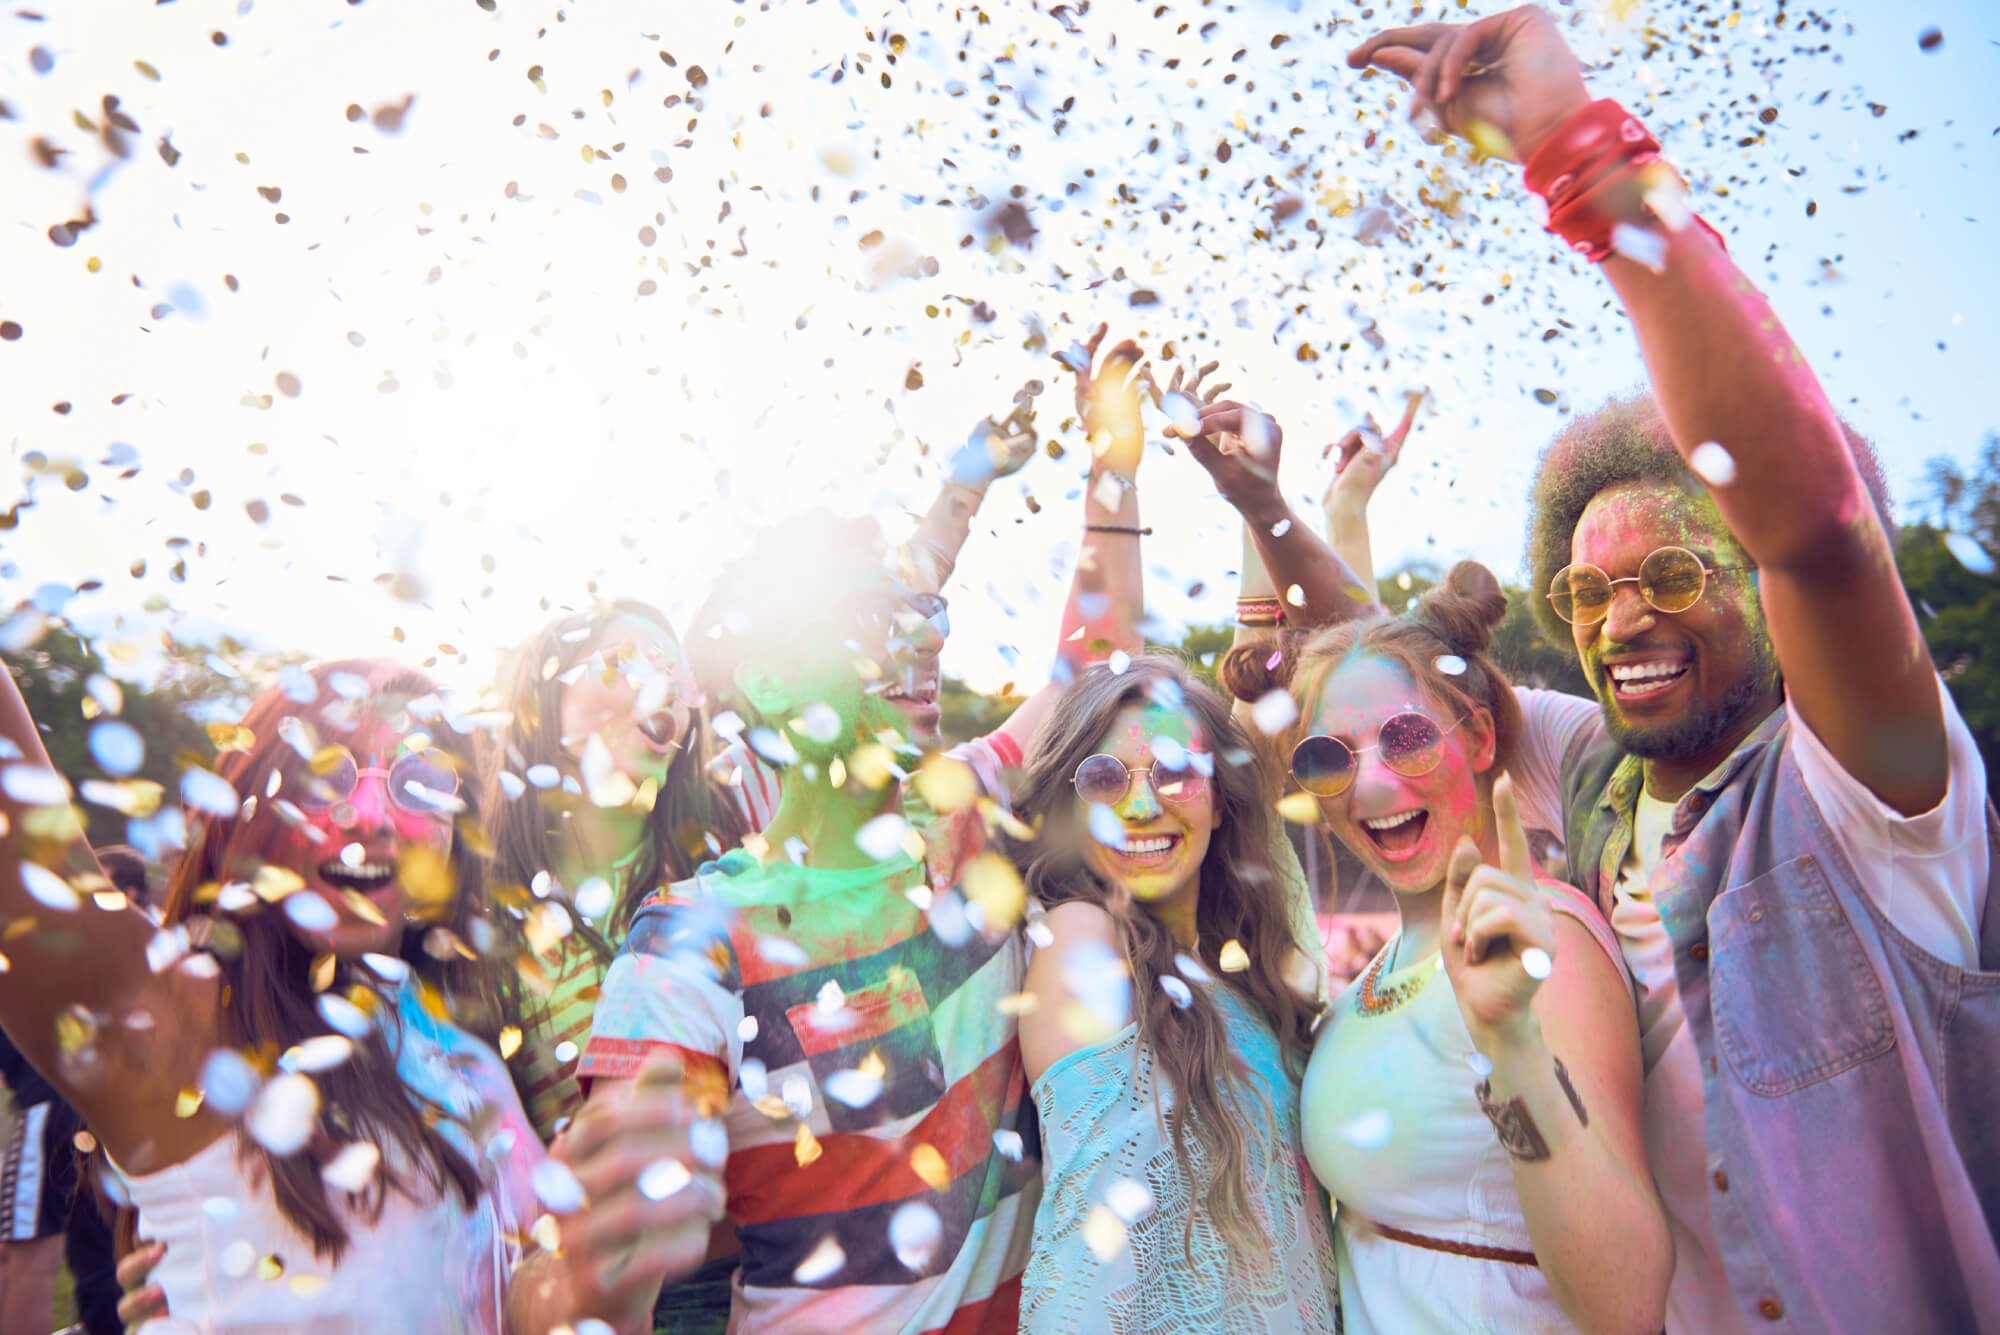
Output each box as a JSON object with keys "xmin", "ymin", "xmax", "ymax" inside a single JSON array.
[{"xmin": 1355, "ymin": 934, "xmax": 1430, "ymax": 1018}]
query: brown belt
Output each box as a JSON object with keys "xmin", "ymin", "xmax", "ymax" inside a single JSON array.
[{"xmin": 1369, "ymin": 1220, "xmax": 1540, "ymax": 1268}]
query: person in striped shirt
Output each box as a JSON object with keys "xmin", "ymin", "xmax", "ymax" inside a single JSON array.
[{"xmin": 513, "ymin": 332, "xmax": 1159, "ymax": 1334}]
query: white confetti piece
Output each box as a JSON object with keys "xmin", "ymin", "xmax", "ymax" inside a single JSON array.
[
  {"xmin": 1251, "ymin": 690, "xmax": 1297, "ymax": 736},
  {"xmin": 1521, "ymin": 947, "xmax": 1553, "ymax": 981},
  {"xmin": 322, "ymin": 1142, "xmax": 381, "ymax": 1192},
  {"xmin": 891, "ymin": 1200, "xmax": 945, "ymax": 1271},
  {"xmin": 247, "ymin": 1073, "xmax": 320, "ymax": 1155},
  {"xmin": 1338, "ymin": 1109, "xmax": 1393, "ymax": 1151},
  {"xmin": 793, "ymin": 1236, "xmax": 846, "ymax": 1284},
  {"xmin": 856, "ymin": 812, "xmax": 911, "ymax": 861},
  {"xmin": 638, "ymin": 1158, "xmax": 692, "ymax": 1201},
  {"xmin": 1688, "ymin": 441, "xmax": 1737, "ymax": 487},
  {"xmin": 533, "ymin": 1159, "xmax": 587, "ymax": 1213}
]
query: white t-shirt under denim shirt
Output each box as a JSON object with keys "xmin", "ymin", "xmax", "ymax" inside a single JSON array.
[{"xmin": 1509, "ymin": 679, "xmax": 1990, "ymax": 1334}]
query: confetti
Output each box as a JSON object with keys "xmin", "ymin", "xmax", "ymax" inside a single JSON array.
[
  {"xmin": 1251, "ymin": 690, "xmax": 1297, "ymax": 736},
  {"xmin": 1688, "ymin": 441, "xmax": 1737, "ymax": 487},
  {"xmin": 246, "ymin": 1073, "xmax": 320, "ymax": 1155},
  {"xmin": 20, "ymin": 862, "xmax": 80, "ymax": 911},
  {"xmin": 1218, "ymin": 940, "xmax": 1250, "ymax": 973},
  {"xmin": 533, "ymin": 1160, "xmax": 587, "ymax": 1213},
  {"xmin": 1083, "ymin": 1204, "xmax": 1127, "ymax": 1261},
  {"xmin": 638, "ymin": 1158, "xmax": 693, "ymax": 1201},
  {"xmin": 1339, "ymin": 1109, "xmax": 1393, "ymax": 1151},
  {"xmin": 87, "ymin": 720, "xmax": 144, "ymax": 776},
  {"xmin": 890, "ymin": 1200, "xmax": 944, "ymax": 1271},
  {"xmin": 1521, "ymin": 947, "xmax": 1554, "ymax": 981},
  {"xmin": 792, "ymin": 1236, "xmax": 845, "ymax": 1284},
  {"xmin": 1434, "ymin": 655, "xmax": 1468, "ymax": 677},
  {"xmin": 322, "ymin": 1143, "xmax": 382, "ymax": 1192}
]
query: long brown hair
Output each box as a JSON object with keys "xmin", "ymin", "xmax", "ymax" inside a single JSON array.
[
  {"xmin": 484, "ymin": 600, "xmax": 748, "ymax": 961},
  {"xmin": 1007, "ymin": 655, "xmax": 1316, "ymax": 1261},
  {"xmin": 162, "ymin": 661, "xmax": 502, "ymax": 1261}
]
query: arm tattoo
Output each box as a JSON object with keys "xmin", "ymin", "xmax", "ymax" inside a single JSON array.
[
  {"xmin": 1475, "ymin": 1078, "xmax": 1551, "ymax": 1162},
  {"xmin": 1553, "ymin": 1055, "xmax": 1590, "ymax": 1128}
]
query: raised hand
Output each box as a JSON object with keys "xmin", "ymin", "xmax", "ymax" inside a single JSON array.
[
  {"xmin": 1322, "ymin": 391, "xmax": 1425, "ymax": 518},
  {"xmin": 951, "ymin": 396, "xmax": 1039, "ymax": 487},
  {"xmin": 1347, "ymin": 5, "xmax": 1591, "ymax": 162},
  {"xmin": 537, "ymin": 1054, "xmax": 728, "ymax": 1333},
  {"xmin": 1183, "ymin": 400, "xmax": 1284, "ymax": 513},
  {"xmin": 1059, "ymin": 323, "xmax": 1148, "ymax": 477},
  {"xmin": 1154, "ymin": 357, "xmax": 1232, "ymax": 438},
  {"xmin": 1439, "ymin": 774, "xmax": 1557, "ymax": 1050},
  {"xmin": 117, "ymin": 1239, "xmax": 170, "ymax": 1331}
]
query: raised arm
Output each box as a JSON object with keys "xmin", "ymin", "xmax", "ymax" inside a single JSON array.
[
  {"xmin": 1350, "ymin": 5, "xmax": 1944, "ymax": 815},
  {"xmin": 1321, "ymin": 393, "xmax": 1424, "ymax": 598},
  {"xmin": 0, "ymin": 657, "xmax": 163, "ymax": 1122},
  {"xmin": 995, "ymin": 326, "xmax": 1149, "ymax": 756},
  {"xmin": 1442, "ymin": 777, "xmax": 1670, "ymax": 1333},
  {"xmin": 1183, "ymin": 402, "xmax": 1377, "ymax": 631},
  {"xmin": 900, "ymin": 396, "xmax": 1039, "ymax": 595}
]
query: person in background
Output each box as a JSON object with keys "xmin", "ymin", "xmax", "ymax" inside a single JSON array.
[{"xmin": 0, "ymin": 657, "xmax": 553, "ymax": 1331}]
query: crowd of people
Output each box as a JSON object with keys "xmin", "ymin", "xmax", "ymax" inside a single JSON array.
[{"xmin": 0, "ymin": 9, "xmax": 1994, "ymax": 1333}]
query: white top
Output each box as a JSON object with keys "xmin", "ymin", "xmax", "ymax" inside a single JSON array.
[
  {"xmin": 1511, "ymin": 680, "xmax": 1991, "ymax": 1334},
  {"xmin": 119, "ymin": 981, "xmax": 543, "ymax": 1334},
  {"xmin": 1300, "ymin": 888, "xmax": 1623, "ymax": 1335}
]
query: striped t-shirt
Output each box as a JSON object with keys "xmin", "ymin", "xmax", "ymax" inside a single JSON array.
[{"xmin": 579, "ymin": 738, "xmax": 1036, "ymax": 1333}]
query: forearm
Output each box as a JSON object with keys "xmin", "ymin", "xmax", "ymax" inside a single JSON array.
[
  {"xmin": 901, "ymin": 478, "xmax": 991, "ymax": 595},
  {"xmin": 1233, "ymin": 491, "xmax": 1373, "ymax": 631},
  {"xmin": 1322, "ymin": 497, "xmax": 1379, "ymax": 604},
  {"xmin": 506, "ymin": 1250, "xmax": 655, "ymax": 1335},
  {"xmin": 1600, "ymin": 224, "xmax": 1872, "ymax": 571},
  {"xmin": 1478, "ymin": 1023, "xmax": 1670, "ymax": 1334},
  {"xmin": 1054, "ymin": 464, "xmax": 1143, "ymax": 675}
]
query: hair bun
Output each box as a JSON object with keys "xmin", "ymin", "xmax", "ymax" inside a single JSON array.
[
  {"xmin": 1217, "ymin": 627, "xmax": 1307, "ymax": 702},
  {"xmin": 1411, "ymin": 560, "xmax": 1507, "ymax": 657}
]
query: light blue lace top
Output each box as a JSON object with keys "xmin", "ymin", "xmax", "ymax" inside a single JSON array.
[{"xmin": 1022, "ymin": 982, "xmax": 1341, "ymax": 1334}]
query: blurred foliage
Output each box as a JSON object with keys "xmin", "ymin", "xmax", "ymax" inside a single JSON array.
[
  {"xmin": 2, "ymin": 626, "xmax": 267, "ymax": 848},
  {"xmin": 1904, "ymin": 436, "xmax": 2000, "ymax": 782}
]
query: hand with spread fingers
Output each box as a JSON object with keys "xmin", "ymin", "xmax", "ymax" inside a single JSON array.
[
  {"xmin": 1062, "ymin": 322, "xmax": 1149, "ymax": 478},
  {"xmin": 1184, "ymin": 400, "xmax": 1285, "ymax": 514},
  {"xmin": 1439, "ymin": 773, "xmax": 1557, "ymax": 1050},
  {"xmin": 1346, "ymin": 5, "xmax": 1591, "ymax": 162},
  {"xmin": 509, "ymin": 1053, "xmax": 728, "ymax": 1335},
  {"xmin": 1153, "ymin": 356, "xmax": 1232, "ymax": 438},
  {"xmin": 1322, "ymin": 391, "xmax": 1424, "ymax": 521}
]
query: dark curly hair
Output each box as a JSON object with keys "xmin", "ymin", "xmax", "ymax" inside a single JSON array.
[{"xmin": 1525, "ymin": 392, "xmax": 1895, "ymax": 641}]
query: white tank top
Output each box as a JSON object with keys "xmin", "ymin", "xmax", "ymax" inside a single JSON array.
[{"xmin": 116, "ymin": 980, "xmax": 542, "ymax": 1333}]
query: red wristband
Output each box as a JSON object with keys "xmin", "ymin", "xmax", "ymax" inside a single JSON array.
[{"xmin": 1523, "ymin": 99, "xmax": 1724, "ymax": 263}]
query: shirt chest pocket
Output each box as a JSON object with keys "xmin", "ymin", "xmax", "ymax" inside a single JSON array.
[{"xmin": 1707, "ymin": 854, "xmax": 1896, "ymax": 1096}]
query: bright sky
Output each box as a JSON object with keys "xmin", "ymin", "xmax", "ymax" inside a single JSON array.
[{"xmin": 3, "ymin": 0, "xmax": 1995, "ymax": 699}]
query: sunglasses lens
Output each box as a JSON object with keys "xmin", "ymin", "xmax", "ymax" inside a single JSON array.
[
  {"xmin": 1153, "ymin": 756, "xmax": 1207, "ymax": 804},
  {"xmin": 390, "ymin": 753, "xmax": 461, "ymax": 813},
  {"xmin": 292, "ymin": 748, "xmax": 358, "ymax": 809},
  {"xmin": 1641, "ymin": 547, "xmax": 1706, "ymax": 613},
  {"xmin": 1074, "ymin": 754, "xmax": 1131, "ymax": 805},
  {"xmin": 1550, "ymin": 565, "xmax": 1611, "ymax": 625},
  {"xmin": 1378, "ymin": 713, "xmax": 1447, "ymax": 778},
  {"xmin": 1291, "ymin": 735, "xmax": 1356, "ymax": 797}
]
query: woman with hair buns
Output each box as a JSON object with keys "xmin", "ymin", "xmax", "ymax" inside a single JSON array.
[{"xmin": 1282, "ymin": 565, "xmax": 1670, "ymax": 1334}]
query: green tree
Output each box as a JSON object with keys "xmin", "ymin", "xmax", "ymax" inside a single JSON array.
[
  {"xmin": 1900, "ymin": 436, "xmax": 2000, "ymax": 781},
  {"xmin": 3, "ymin": 625, "xmax": 270, "ymax": 847}
]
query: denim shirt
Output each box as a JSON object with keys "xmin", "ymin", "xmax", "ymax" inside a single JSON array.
[{"xmin": 1557, "ymin": 705, "xmax": 2000, "ymax": 1332}]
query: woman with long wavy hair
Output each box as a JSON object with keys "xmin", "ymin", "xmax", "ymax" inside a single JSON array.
[
  {"xmin": 0, "ymin": 658, "xmax": 545, "ymax": 1331},
  {"xmin": 484, "ymin": 601, "xmax": 752, "ymax": 1142},
  {"xmin": 1008, "ymin": 654, "xmax": 1339, "ymax": 1334}
]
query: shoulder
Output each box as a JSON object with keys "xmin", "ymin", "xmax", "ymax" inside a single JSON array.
[
  {"xmin": 1021, "ymin": 902, "xmax": 1128, "ymax": 1082},
  {"xmin": 1037, "ymin": 899, "xmax": 1121, "ymax": 948}
]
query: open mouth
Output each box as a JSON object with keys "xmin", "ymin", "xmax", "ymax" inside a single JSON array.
[
  {"xmin": 1360, "ymin": 808, "xmax": 1429, "ymax": 860},
  {"xmin": 1116, "ymin": 832, "xmax": 1183, "ymax": 867},
  {"xmin": 636, "ymin": 711, "xmax": 679, "ymax": 750},
  {"xmin": 1606, "ymin": 658, "xmax": 1691, "ymax": 703},
  {"xmin": 318, "ymin": 858, "xmax": 396, "ymax": 895}
]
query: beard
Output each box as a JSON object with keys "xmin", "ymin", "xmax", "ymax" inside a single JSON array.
[{"xmin": 1599, "ymin": 662, "xmax": 1777, "ymax": 762}]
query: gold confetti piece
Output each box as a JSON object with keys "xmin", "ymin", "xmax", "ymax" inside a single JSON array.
[
  {"xmin": 961, "ymin": 853, "xmax": 1026, "ymax": 929},
  {"xmin": 909, "ymin": 1143, "xmax": 949, "ymax": 1191},
  {"xmin": 498, "ymin": 1025, "xmax": 523, "ymax": 1059},
  {"xmin": 289, "ymin": 1275, "xmax": 328, "ymax": 1298},
  {"xmin": 252, "ymin": 864, "xmax": 305, "ymax": 902},
  {"xmin": 255, "ymin": 1254, "xmax": 285, "ymax": 1281},
  {"xmin": 176, "ymin": 1087, "xmax": 204, "ymax": 1118},
  {"xmin": 1276, "ymin": 792, "xmax": 1323, "ymax": 825},
  {"xmin": 309, "ymin": 952, "xmax": 336, "ymax": 992},
  {"xmin": 995, "ymin": 991, "xmax": 1039, "ymax": 1017},
  {"xmin": 913, "ymin": 754, "xmax": 977, "ymax": 814},
  {"xmin": 794, "ymin": 1123, "xmax": 824, "ymax": 1167},
  {"xmin": 206, "ymin": 723, "xmax": 256, "ymax": 753},
  {"xmin": 398, "ymin": 844, "xmax": 456, "ymax": 913},
  {"xmin": 1218, "ymin": 940, "xmax": 1250, "ymax": 973},
  {"xmin": 1083, "ymin": 1203, "xmax": 1127, "ymax": 1261},
  {"xmin": 846, "ymin": 744, "xmax": 896, "ymax": 790},
  {"xmin": 530, "ymin": 1213, "xmax": 560, "ymax": 1252}
]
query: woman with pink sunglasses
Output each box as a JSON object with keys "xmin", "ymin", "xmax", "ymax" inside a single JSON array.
[{"xmin": 1281, "ymin": 563, "xmax": 1669, "ymax": 1334}]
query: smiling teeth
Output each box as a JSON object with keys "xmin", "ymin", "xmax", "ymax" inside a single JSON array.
[
  {"xmin": 1125, "ymin": 836, "xmax": 1175, "ymax": 854},
  {"xmin": 321, "ymin": 861, "xmax": 392, "ymax": 878},
  {"xmin": 1363, "ymin": 811, "xmax": 1421, "ymax": 831},
  {"xmin": 1609, "ymin": 662, "xmax": 1687, "ymax": 682}
]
